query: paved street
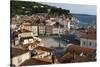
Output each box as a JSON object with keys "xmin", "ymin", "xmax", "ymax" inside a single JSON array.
[
  {"xmin": 39, "ymin": 36, "xmax": 67, "ymax": 56},
  {"xmin": 40, "ymin": 36, "xmax": 66, "ymax": 48}
]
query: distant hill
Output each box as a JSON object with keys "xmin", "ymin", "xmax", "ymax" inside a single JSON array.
[{"xmin": 11, "ymin": 0, "xmax": 70, "ymax": 16}]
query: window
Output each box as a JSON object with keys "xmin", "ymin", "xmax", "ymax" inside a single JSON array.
[
  {"xmin": 95, "ymin": 42, "xmax": 97, "ymax": 48},
  {"xmin": 89, "ymin": 42, "xmax": 92, "ymax": 46},
  {"xmin": 83, "ymin": 41, "xmax": 85, "ymax": 45}
]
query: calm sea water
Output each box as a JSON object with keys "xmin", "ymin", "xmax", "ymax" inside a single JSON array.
[{"xmin": 72, "ymin": 14, "xmax": 96, "ymax": 28}]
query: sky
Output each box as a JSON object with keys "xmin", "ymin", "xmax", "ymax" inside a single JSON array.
[{"xmin": 41, "ymin": 2, "xmax": 96, "ymax": 15}]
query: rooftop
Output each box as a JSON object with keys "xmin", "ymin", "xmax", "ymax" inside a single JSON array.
[
  {"xmin": 21, "ymin": 29, "xmax": 32, "ymax": 33},
  {"xmin": 19, "ymin": 32, "xmax": 33, "ymax": 38},
  {"xmin": 20, "ymin": 58, "xmax": 52, "ymax": 66},
  {"xmin": 80, "ymin": 33, "xmax": 96, "ymax": 40},
  {"xmin": 65, "ymin": 44, "xmax": 96, "ymax": 55},
  {"xmin": 79, "ymin": 27, "xmax": 96, "ymax": 40},
  {"xmin": 22, "ymin": 22, "xmax": 32, "ymax": 26},
  {"xmin": 11, "ymin": 47, "xmax": 29, "ymax": 58},
  {"xmin": 34, "ymin": 46, "xmax": 54, "ymax": 52},
  {"xmin": 60, "ymin": 53, "xmax": 91, "ymax": 63},
  {"xmin": 59, "ymin": 53, "xmax": 73, "ymax": 62}
]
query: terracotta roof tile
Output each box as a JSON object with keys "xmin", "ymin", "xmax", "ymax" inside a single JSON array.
[
  {"xmin": 11, "ymin": 47, "xmax": 29, "ymax": 58},
  {"xmin": 79, "ymin": 27, "xmax": 96, "ymax": 40},
  {"xmin": 59, "ymin": 53, "xmax": 73, "ymax": 62},
  {"xmin": 60, "ymin": 53, "xmax": 94, "ymax": 62},
  {"xmin": 80, "ymin": 33, "xmax": 96, "ymax": 40},
  {"xmin": 34, "ymin": 46, "xmax": 54, "ymax": 52},
  {"xmin": 20, "ymin": 58, "xmax": 52, "ymax": 66},
  {"xmin": 65, "ymin": 45, "xmax": 96, "ymax": 55}
]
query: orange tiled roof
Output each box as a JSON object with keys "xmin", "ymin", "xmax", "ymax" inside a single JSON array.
[
  {"xmin": 34, "ymin": 46, "xmax": 54, "ymax": 52},
  {"xmin": 11, "ymin": 47, "xmax": 28, "ymax": 58},
  {"xmin": 80, "ymin": 33, "xmax": 96, "ymax": 40},
  {"xmin": 22, "ymin": 29, "xmax": 32, "ymax": 32},
  {"xmin": 22, "ymin": 22, "xmax": 32, "ymax": 26},
  {"xmin": 79, "ymin": 27, "xmax": 96, "ymax": 40},
  {"xmin": 59, "ymin": 53, "xmax": 73, "ymax": 62},
  {"xmin": 59, "ymin": 52, "xmax": 95, "ymax": 62},
  {"xmin": 65, "ymin": 45, "xmax": 96, "ymax": 55},
  {"xmin": 20, "ymin": 58, "xmax": 52, "ymax": 66}
]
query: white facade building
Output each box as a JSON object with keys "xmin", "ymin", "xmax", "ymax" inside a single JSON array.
[
  {"xmin": 67, "ymin": 21, "xmax": 71, "ymax": 31},
  {"xmin": 33, "ymin": 46, "xmax": 53, "ymax": 59},
  {"xmin": 39, "ymin": 26, "xmax": 45, "ymax": 35},
  {"xmin": 80, "ymin": 38, "xmax": 96, "ymax": 49},
  {"xmin": 52, "ymin": 28, "xmax": 64, "ymax": 35},
  {"xmin": 80, "ymin": 27, "xmax": 96, "ymax": 49},
  {"xmin": 80, "ymin": 31, "xmax": 96, "ymax": 49},
  {"xmin": 11, "ymin": 48, "xmax": 31, "ymax": 66},
  {"xmin": 52, "ymin": 28, "xmax": 59, "ymax": 35},
  {"xmin": 32, "ymin": 26, "xmax": 38, "ymax": 36}
]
